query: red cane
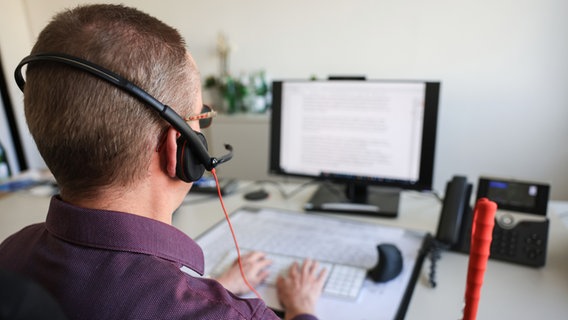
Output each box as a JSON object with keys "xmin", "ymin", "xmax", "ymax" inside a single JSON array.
[{"xmin": 463, "ymin": 197, "xmax": 497, "ymax": 320}]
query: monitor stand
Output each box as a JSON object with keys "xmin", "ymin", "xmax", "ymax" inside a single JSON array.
[{"xmin": 304, "ymin": 182, "xmax": 400, "ymax": 218}]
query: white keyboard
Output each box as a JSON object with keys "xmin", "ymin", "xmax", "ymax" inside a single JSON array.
[{"xmin": 212, "ymin": 249, "xmax": 367, "ymax": 300}]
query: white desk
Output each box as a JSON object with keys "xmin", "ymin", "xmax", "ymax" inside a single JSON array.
[{"xmin": 1, "ymin": 182, "xmax": 567, "ymax": 319}]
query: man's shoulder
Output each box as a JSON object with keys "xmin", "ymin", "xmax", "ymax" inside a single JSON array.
[
  {"xmin": 0, "ymin": 222, "xmax": 46, "ymax": 273},
  {"xmin": 0, "ymin": 223, "xmax": 45, "ymax": 252}
]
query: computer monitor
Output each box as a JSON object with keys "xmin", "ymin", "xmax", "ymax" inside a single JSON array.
[{"xmin": 269, "ymin": 79, "xmax": 440, "ymax": 217}]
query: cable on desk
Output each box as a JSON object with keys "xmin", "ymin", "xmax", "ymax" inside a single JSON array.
[
  {"xmin": 253, "ymin": 179, "xmax": 317, "ymax": 199},
  {"xmin": 430, "ymin": 189, "xmax": 443, "ymax": 203}
]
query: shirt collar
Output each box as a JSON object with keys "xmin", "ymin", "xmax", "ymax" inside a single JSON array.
[{"xmin": 45, "ymin": 196, "xmax": 204, "ymax": 275}]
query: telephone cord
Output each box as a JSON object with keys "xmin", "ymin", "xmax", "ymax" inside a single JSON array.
[{"xmin": 424, "ymin": 236, "xmax": 449, "ymax": 288}]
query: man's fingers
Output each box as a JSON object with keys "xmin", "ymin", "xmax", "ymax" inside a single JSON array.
[
  {"xmin": 289, "ymin": 261, "xmax": 300, "ymax": 278},
  {"xmin": 238, "ymin": 251, "xmax": 272, "ymax": 271},
  {"xmin": 317, "ymin": 267, "xmax": 328, "ymax": 281}
]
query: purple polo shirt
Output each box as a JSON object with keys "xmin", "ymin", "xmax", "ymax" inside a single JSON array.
[{"xmin": 0, "ymin": 196, "xmax": 317, "ymax": 320}]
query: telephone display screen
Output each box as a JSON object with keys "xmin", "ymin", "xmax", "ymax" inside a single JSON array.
[
  {"xmin": 478, "ymin": 178, "xmax": 549, "ymax": 216},
  {"xmin": 487, "ymin": 181, "xmax": 537, "ymax": 208}
]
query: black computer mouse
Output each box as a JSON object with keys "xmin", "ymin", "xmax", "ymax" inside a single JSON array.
[
  {"xmin": 367, "ymin": 243, "xmax": 403, "ymax": 283},
  {"xmin": 243, "ymin": 189, "xmax": 269, "ymax": 201}
]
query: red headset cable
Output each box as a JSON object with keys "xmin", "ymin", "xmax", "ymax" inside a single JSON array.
[
  {"xmin": 463, "ymin": 197, "xmax": 497, "ymax": 320},
  {"xmin": 211, "ymin": 168, "xmax": 262, "ymax": 299}
]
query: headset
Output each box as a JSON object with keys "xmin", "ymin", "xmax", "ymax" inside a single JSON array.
[{"xmin": 14, "ymin": 53, "xmax": 233, "ymax": 182}]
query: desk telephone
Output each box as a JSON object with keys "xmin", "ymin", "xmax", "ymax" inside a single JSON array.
[{"xmin": 435, "ymin": 175, "xmax": 550, "ymax": 267}]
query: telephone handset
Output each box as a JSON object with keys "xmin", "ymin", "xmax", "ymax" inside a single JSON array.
[
  {"xmin": 425, "ymin": 176, "xmax": 472, "ymax": 287},
  {"xmin": 435, "ymin": 175, "xmax": 472, "ymax": 248}
]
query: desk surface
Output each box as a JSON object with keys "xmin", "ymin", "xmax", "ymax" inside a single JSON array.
[{"xmin": 1, "ymin": 182, "xmax": 567, "ymax": 319}]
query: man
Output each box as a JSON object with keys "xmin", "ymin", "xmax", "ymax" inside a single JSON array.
[{"xmin": 0, "ymin": 4, "xmax": 325, "ymax": 320}]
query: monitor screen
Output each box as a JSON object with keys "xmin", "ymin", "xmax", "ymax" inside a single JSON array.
[{"xmin": 269, "ymin": 79, "xmax": 440, "ymax": 217}]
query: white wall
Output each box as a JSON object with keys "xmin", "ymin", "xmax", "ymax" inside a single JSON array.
[{"xmin": 1, "ymin": 0, "xmax": 567, "ymax": 199}]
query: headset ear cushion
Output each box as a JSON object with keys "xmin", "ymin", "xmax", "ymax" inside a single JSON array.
[{"xmin": 175, "ymin": 131, "xmax": 208, "ymax": 182}]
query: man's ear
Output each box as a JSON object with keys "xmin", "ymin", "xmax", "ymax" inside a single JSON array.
[{"xmin": 164, "ymin": 127, "xmax": 180, "ymax": 178}]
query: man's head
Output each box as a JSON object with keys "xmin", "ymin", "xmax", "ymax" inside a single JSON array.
[{"xmin": 23, "ymin": 4, "xmax": 200, "ymax": 199}]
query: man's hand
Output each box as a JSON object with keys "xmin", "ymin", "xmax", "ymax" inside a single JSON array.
[
  {"xmin": 276, "ymin": 259, "xmax": 327, "ymax": 320},
  {"xmin": 215, "ymin": 251, "xmax": 271, "ymax": 295}
]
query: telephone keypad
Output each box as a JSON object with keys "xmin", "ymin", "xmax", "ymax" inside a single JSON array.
[
  {"xmin": 491, "ymin": 228, "xmax": 546, "ymax": 262},
  {"xmin": 492, "ymin": 229, "xmax": 519, "ymax": 257}
]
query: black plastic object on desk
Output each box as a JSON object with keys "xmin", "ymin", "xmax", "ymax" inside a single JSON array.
[{"xmin": 367, "ymin": 243, "xmax": 403, "ymax": 282}]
